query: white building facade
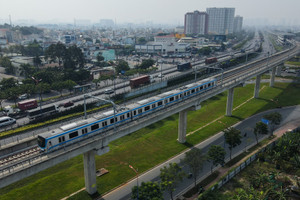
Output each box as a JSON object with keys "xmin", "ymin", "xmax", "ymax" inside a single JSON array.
[
  {"xmin": 206, "ymin": 7, "xmax": 235, "ymax": 35},
  {"xmin": 233, "ymin": 16, "xmax": 243, "ymax": 33}
]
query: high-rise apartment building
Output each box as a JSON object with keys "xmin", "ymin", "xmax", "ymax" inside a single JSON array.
[
  {"xmin": 184, "ymin": 11, "xmax": 208, "ymax": 35},
  {"xmin": 233, "ymin": 16, "xmax": 243, "ymax": 33},
  {"xmin": 206, "ymin": 7, "xmax": 235, "ymax": 35}
]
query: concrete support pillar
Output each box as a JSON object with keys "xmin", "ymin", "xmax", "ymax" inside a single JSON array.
[
  {"xmin": 270, "ymin": 67, "xmax": 276, "ymax": 87},
  {"xmin": 276, "ymin": 66, "xmax": 282, "ymax": 76},
  {"xmin": 83, "ymin": 150, "xmax": 97, "ymax": 195},
  {"xmin": 254, "ymin": 74, "xmax": 261, "ymax": 98},
  {"xmin": 226, "ymin": 88, "xmax": 234, "ymax": 116},
  {"xmin": 178, "ymin": 110, "xmax": 188, "ymax": 143}
]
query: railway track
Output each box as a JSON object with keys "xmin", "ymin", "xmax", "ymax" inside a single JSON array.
[{"xmin": 0, "ymin": 146, "xmax": 40, "ymax": 169}]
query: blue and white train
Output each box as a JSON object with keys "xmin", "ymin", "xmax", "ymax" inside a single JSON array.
[{"xmin": 37, "ymin": 78, "xmax": 217, "ymax": 152}]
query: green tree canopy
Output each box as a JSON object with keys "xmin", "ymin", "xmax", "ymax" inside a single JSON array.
[
  {"xmin": 131, "ymin": 181, "xmax": 163, "ymax": 200},
  {"xmin": 160, "ymin": 163, "xmax": 185, "ymax": 200},
  {"xmin": 263, "ymin": 112, "xmax": 282, "ymax": 135},
  {"xmin": 254, "ymin": 122, "xmax": 269, "ymax": 144},
  {"xmin": 224, "ymin": 127, "xmax": 242, "ymax": 160},
  {"xmin": 115, "ymin": 59, "xmax": 130, "ymax": 74},
  {"xmin": 182, "ymin": 148, "xmax": 206, "ymax": 187},
  {"xmin": 207, "ymin": 145, "xmax": 226, "ymax": 173}
]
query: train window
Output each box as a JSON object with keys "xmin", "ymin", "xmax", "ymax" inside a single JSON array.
[
  {"xmin": 184, "ymin": 92, "xmax": 187, "ymax": 96},
  {"xmin": 69, "ymin": 131, "xmax": 78, "ymax": 139},
  {"xmin": 138, "ymin": 109, "xmax": 142, "ymax": 114},
  {"xmin": 115, "ymin": 117, "xmax": 118, "ymax": 122},
  {"xmin": 170, "ymin": 97, "xmax": 174, "ymax": 102},
  {"xmin": 91, "ymin": 124, "xmax": 99, "ymax": 131},
  {"xmin": 152, "ymin": 104, "xmax": 156, "ymax": 109},
  {"xmin": 180, "ymin": 94, "xmax": 183, "ymax": 98},
  {"xmin": 59, "ymin": 136, "xmax": 65, "ymax": 143},
  {"xmin": 208, "ymin": 83, "xmax": 211, "ymax": 87},
  {"xmin": 37, "ymin": 136, "xmax": 46, "ymax": 148},
  {"xmin": 175, "ymin": 96, "xmax": 178, "ymax": 100},
  {"xmin": 102, "ymin": 121, "xmax": 107, "ymax": 127},
  {"xmin": 133, "ymin": 110, "xmax": 136, "ymax": 115},
  {"xmin": 191, "ymin": 89, "xmax": 195, "ymax": 93},
  {"xmin": 120, "ymin": 115, "xmax": 124, "ymax": 120},
  {"xmin": 164, "ymin": 99, "xmax": 168, "ymax": 104},
  {"xmin": 145, "ymin": 106, "xmax": 150, "ymax": 111},
  {"xmin": 158, "ymin": 101, "xmax": 162, "ymax": 106},
  {"xmin": 110, "ymin": 118, "xmax": 114, "ymax": 123},
  {"xmin": 82, "ymin": 128, "xmax": 88, "ymax": 134},
  {"xmin": 200, "ymin": 86, "xmax": 203, "ymax": 90},
  {"xmin": 127, "ymin": 113, "xmax": 130, "ymax": 118}
]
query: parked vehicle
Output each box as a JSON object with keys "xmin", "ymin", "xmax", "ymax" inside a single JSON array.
[
  {"xmin": 0, "ymin": 116, "xmax": 16, "ymax": 127},
  {"xmin": 177, "ymin": 62, "xmax": 192, "ymax": 71},
  {"xmin": 205, "ymin": 57, "xmax": 218, "ymax": 65},
  {"xmin": 104, "ymin": 88, "xmax": 114, "ymax": 94},
  {"xmin": 18, "ymin": 94, "xmax": 29, "ymax": 100},
  {"xmin": 129, "ymin": 75, "xmax": 151, "ymax": 88},
  {"xmin": 28, "ymin": 104, "xmax": 59, "ymax": 120}
]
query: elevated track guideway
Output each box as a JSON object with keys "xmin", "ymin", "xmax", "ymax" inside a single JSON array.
[{"xmin": 0, "ymin": 42, "xmax": 299, "ymax": 194}]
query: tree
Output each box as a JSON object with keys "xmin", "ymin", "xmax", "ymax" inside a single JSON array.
[
  {"xmin": 52, "ymin": 81, "xmax": 66, "ymax": 97},
  {"xmin": 20, "ymin": 84, "xmax": 35, "ymax": 97},
  {"xmin": 224, "ymin": 127, "xmax": 242, "ymax": 160},
  {"xmin": 45, "ymin": 42, "xmax": 66, "ymax": 67},
  {"xmin": 64, "ymin": 80, "xmax": 77, "ymax": 94},
  {"xmin": 182, "ymin": 148, "xmax": 206, "ymax": 187},
  {"xmin": 6, "ymin": 87, "xmax": 21, "ymax": 106},
  {"xmin": 0, "ymin": 77, "xmax": 17, "ymax": 91},
  {"xmin": 131, "ymin": 181, "xmax": 163, "ymax": 200},
  {"xmin": 0, "ymin": 57, "xmax": 15, "ymax": 74},
  {"xmin": 263, "ymin": 112, "xmax": 282, "ymax": 135},
  {"xmin": 160, "ymin": 163, "xmax": 185, "ymax": 200},
  {"xmin": 207, "ymin": 145, "xmax": 226, "ymax": 173},
  {"xmin": 137, "ymin": 37, "xmax": 147, "ymax": 44},
  {"xmin": 33, "ymin": 55, "xmax": 42, "ymax": 67},
  {"xmin": 198, "ymin": 47, "xmax": 211, "ymax": 55},
  {"xmin": 138, "ymin": 59, "xmax": 155, "ymax": 69},
  {"xmin": 253, "ymin": 122, "xmax": 268, "ymax": 144},
  {"xmin": 115, "ymin": 59, "xmax": 130, "ymax": 74}
]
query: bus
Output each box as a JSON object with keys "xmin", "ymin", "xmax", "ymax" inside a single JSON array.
[{"xmin": 28, "ymin": 105, "xmax": 59, "ymax": 120}]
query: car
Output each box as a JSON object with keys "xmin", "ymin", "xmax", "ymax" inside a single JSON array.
[
  {"xmin": 104, "ymin": 88, "xmax": 114, "ymax": 94},
  {"xmin": 63, "ymin": 101, "xmax": 74, "ymax": 108},
  {"xmin": 157, "ymin": 74, "xmax": 164, "ymax": 78},
  {"xmin": 18, "ymin": 94, "xmax": 29, "ymax": 100}
]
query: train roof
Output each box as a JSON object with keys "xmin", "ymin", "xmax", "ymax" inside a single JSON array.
[
  {"xmin": 157, "ymin": 91, "xmax": 177, "ymax": 98},
  {"xmin": 137, "ymin": 97, "xmax": 160, "ymax": 105},
  {"xmin": 60, "ymin": 120, "xmax": 89, "ymax": 131}
]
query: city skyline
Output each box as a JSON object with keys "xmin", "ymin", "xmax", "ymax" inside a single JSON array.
[{"xmin": 0, "ymin": 0, "xmax": 300, "ymax": 26}]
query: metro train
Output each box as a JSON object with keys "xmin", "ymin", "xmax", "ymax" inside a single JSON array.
[{"xmin": 37, "ymin": 78, "xmax": 217, "ymax": 152}]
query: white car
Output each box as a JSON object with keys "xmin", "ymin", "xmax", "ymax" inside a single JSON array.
[
  {"xmin": 104, "ymin": 88, "xmax": 114, "ymax": 94},
  {"xmin": 18, "ymin": 94, "xmax": 29, "ymax": 100},
  {"xmin": 158, "ymin": 74, "xmax": 164, "ymax": 78}
]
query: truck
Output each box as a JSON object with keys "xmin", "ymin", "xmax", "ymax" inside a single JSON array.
[
  {"xmin": 18, "ymin": 99, "xmax": 38, "ymax": 111},
  {"xmin": 28, "ymin": 104, "xmax": 59, "ymax": 120},
  {"xmin": 130, "ymin": 75, "xmax": 151, "ymax": 89},
  {"xmin": 205, "ymin": 57, "xmax": 218, "ymax": 65},
  {"xmin": 2, "ymin": 99, "xmax": 38, "ymax": 118},
  {"xmin": 177, "ymin": 62, "xmax": 192, "ymax": 71}
]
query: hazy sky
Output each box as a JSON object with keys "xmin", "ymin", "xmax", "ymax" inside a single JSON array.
[{"xmin": 1, "ymin": 0, "xmax": 299, "ymax": 25}]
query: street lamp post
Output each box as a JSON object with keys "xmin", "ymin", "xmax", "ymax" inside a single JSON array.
[
  {"xmin": 129, "ymin": 164, "xmax": 139, "ymax": 200},
  {"xmin": 32, "ymin": 76, "xmax": 42, "ymax": 113}
]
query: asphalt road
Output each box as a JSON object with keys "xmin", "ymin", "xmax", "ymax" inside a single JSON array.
[{"xmin": 102, "ymin": 105, "xmax": 300, "ymax": 200}]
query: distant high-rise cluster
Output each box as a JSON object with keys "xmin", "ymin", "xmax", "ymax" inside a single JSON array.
[{"xmin": 184, "ymin": 7, "xmax": 243, "ymax": 35}]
